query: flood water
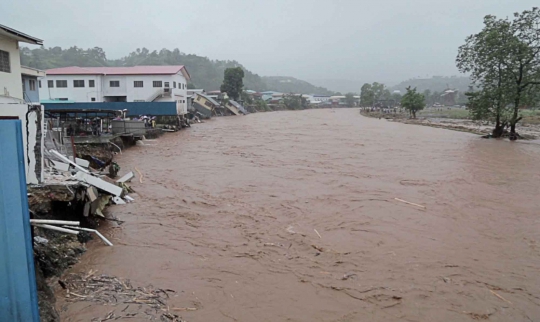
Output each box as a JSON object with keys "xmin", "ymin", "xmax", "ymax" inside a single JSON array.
[{"xmin": 59, "ymin": 108, "xmax": 540, "ymax": 321}]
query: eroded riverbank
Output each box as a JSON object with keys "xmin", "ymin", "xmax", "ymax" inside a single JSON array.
[
  {"xmin": 57, "ymin": 108, "xmax": 540, "ymax": 321},
  {"xmin": 361, "ymin": 109, "xmax": 540, "ymax": 139}
]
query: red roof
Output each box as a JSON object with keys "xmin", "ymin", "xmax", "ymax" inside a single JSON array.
[{"xmin": 45, "ymin": 65, "xmax": 190, "ymax": 80}]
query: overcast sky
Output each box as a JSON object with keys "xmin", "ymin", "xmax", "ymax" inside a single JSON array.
[{"xmin": 2, "ymin": 0, "xmax": 538, "ymax": 87}]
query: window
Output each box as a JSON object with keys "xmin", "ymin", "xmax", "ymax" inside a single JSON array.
[
  {"xmin": 134, "ymin": 100, "xmax": 145, "ymax": 102},
  {"xmin": 22, "ymin": 80, "xmax": 25, "ymax": 92},
  {"xmin": 173, "ymin": 81, "xmax": 176, "ymax": 88},
  {"xmin": 56, "ymin": 80, "xmax": 67, "ymax": 88},
  {"xmin": 58, "ymin": 98, "xmax": 68, "ymax": 101},
  {"xmin": 0, "ymin": 50, "xmax": 10, "ymax": 73},
  {"xmin": 39, "ymin": 80, "xmax": 42, "ymax": 88},
  {"xmin": 89, "ymin": 80, "xmax": 95, "ymax": 87},
  {"xmin": 91, "ymin": 97, "xmax": 96, "ymax": 102},
  {"xmin": 204, "ymin": 100, "xmax": 213, "ymax": 108},
  {"xmin": 110, "ymin": 81, "xmax": 120, "ymax": 87},
  {"xmin": 48, "ymin": 80, "xmax": 54, "ymax": 88},
  {"xmin": 164, "ymin": 82, "xmax": 170, "ymax": 88},
  {"xmin": 73, "ymin": 80, "xmax": 85, "ymax": 88},
  {"xmin": 29, "ymin": 80, "xmax": 36, "ymax": 91},
  {"xmin": 153, "ymin": 81, "xmax": 162, "ymax": 87},
  {"xmin": 134, "ymin": 81, "xmax": 143, "ymax": 88}
]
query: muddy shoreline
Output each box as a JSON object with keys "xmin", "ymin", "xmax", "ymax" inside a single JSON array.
[
  {"xmin": 55, "ymin": 108, "xmax": 540, "ymax": 321},
  {"xmin": 360, "ymin": 110, "xmax": 540, "ymax": 139}
]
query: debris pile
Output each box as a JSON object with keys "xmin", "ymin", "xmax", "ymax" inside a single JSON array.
[
  {"xmin": 60, "ymin": 270, "xmax": 187, "ymax": 321},
  {"xmin": 30, "ymin": 132, "xmax": 141, "ymax": 321},
  {"xmin": 41, "ymin": 147, "xmax": 136, "ymax": 219}
]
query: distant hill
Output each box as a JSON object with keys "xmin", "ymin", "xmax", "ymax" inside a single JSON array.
[
  {"xmin": 390, "ymin": 76, "xmax": 471, "ymax": 93},
  {"xmin": 308, "ymin": 78, "xmax": 367, "ymax": 94},
  {"xmin": 20, "ymin": 46, "xmax": 333, "ymax": 94},
  {"xmin": 262, "ymin": 76, "xmax": 335, "ymax": 95}
]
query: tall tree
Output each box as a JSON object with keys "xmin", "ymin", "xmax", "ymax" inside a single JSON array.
[
  {"xmin": 220, "ymin": 67, "xmax": 245, "ymax": 100},
  {"xmin": 423, "ymin": 89, "xmax": 432, "ymax": 103},
  {"xmin": 345, "ymin": 93, "xmax": 356, "ymax": 107},
  {"xmin": 457, "ymin": 7, "xmax": 540, "ymax": 136},
  {"xmin": 360, "ymin": 83, "xmax": 374, "ymax": 107},
  {"xmin": 283, "ymin": 94, "xmax": 302, "ymax": 110},
  {"xmin": 391, "ymin": 92, "xmax": 402, "ymax": 104},
  {"xmin": 401, "ymin": 86, "xmax": 425, "ymax": 118}
]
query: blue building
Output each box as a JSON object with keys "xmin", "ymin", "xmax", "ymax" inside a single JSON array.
[{"xmin": 21, "ymin": 66, "xmax": 45, "ymax": 104}]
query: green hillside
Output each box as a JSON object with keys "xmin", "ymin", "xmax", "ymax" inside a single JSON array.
[
  {"xmin": 262, "ymin": 76, "xmax": 334, "ymax": 95},
  {"xmin": 20, "ymin": 46, "xmax": 332, "ymax": 94}
]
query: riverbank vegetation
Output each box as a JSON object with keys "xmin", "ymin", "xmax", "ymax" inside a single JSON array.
[
  {"xmin": 457, "ymin": 7, "xmax": 540, "ymax": 138},
  {"xmin": 401, "ymin": 87, "xmax": 426, "ymax": 119}
]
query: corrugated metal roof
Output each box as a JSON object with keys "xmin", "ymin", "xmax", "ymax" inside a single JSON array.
[
  {"xmin": 196, "ymin": 93, "xmax": 220, "ymax": 106},
  {"xmin": 43, "ymin": 102, "xmax": 178, "ymax": 116},
  {"xmin": 45, "ymin": 66, "xmax": 190, "ymax": 80},
  {"xmin": 0, "ymin": 24, "xmax": 43, "ymax": 45},
  {"xmin": 0, "ymin": 120, "xmax": 40, "ymax": 322},
  {"xmin": 229, "ymin": 100, "xmax": 248, "ymax": 114}
]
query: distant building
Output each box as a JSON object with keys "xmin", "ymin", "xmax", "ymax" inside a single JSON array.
[
  {"xmin": 330, "ymin": 95, "xmax": 346, "ymax": 106},
  {"xmin": 225, "ymin": 100, "xmax": 248, "ymax": 115},
  {"xmin": 312, "ymin": 95, "xmax": 330, "ymax": 102},
  {"xmin": 39, "ymin": 65, "xmax": 190, "ymax": 115},
  {"xmin": 192, "ymin": 92, "xmax": 220, "ymax": 118},
  {"xmin": 440, "ymin": 89, "xmax": 459, "ymax": 106},
  {"xmin": 187, "ymin": 89, "xmax": 205, "ymax": 97},
  {"xmin": 260, "ymin": 91, "xmax": 281, "ymax": 96},
  {"xmin": 21, "ymin": 66, "xmax": 45, "ymax": 104}
]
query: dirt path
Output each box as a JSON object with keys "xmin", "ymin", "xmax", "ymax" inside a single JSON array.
[{"xmin": 58, "ymin": 108, "xmax": 540, "ymax": 321}]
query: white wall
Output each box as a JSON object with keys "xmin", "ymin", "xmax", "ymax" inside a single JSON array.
[
  {"xmin": 0, "ymin": 103, "xmax": 44, "ymax": 184},
  {"xmin": 39, "ymin": 72, "xmax": 189, "ymax": 114},
  {"xmin": 40, "ymin": 73, "xmax": 187, "ymax": 101},
  {"xmin": 39, "ymin": 74, "xmax": 103, "ymax": 102},
  {"xmin": 0, "ymin": 35, "xmax": 23, "ymax": 100}
]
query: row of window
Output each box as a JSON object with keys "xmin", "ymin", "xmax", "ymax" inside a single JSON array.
[
  {"xmin": 52, "ymin": 98, "xmax": 185, "ymax": 103},
  {"xmin": 46, "ymin": 80, "xmax": 95, "ymax": 88},
  {"xmin": 44, "ymin": 80, "xmax": 186, "ymax": 89}
]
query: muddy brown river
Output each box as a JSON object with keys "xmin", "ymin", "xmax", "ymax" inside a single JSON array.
[{"xmin": 59, "ymin": 108, "xmax": 540, "ymax": 321}]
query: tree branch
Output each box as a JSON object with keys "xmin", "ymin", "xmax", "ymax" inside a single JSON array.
[{"xmin": 520, "ymin": 81, "xmax": 540, "ymax": 89}]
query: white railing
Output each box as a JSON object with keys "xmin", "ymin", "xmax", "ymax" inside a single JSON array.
[{"xmin": 147, "ymin": 88, "xmax": 172, "ymax": 102}]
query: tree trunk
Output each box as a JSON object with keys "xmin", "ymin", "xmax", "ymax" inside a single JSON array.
[
  {"xmin": 492, "ymin": 112, "xmax": 502, "ymax": 137},
  {"xmin": 412, "ymin": 110, "xmax": 416, "ymax": 119},
  {"xmin": 492, "ymin": 123, "xmax": 505, "ymax": 138},
  {"xmin": 510, "ymin": 94, "xmax": 521, "ymax": 134}
]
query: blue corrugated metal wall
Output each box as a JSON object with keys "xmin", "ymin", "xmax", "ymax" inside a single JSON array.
[
  {"xmin": 43, "ymin": 102, "xmax": 177, "ymax": 116},
  {"xmin": 0, "ymin": 120, "xmax": 40, "ymax": 321}
]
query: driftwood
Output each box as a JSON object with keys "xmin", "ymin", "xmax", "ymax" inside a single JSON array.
[
  {"xmin": 394, "ymin": 198, "xmax": 426, "ymax": 209},
  {"xmin": 135, "ymin": 167, "xmax": 144, "ymax": 183},
  {"xmin": 61, "ymin": 271, "xmax": 188, "ymax": 321}
]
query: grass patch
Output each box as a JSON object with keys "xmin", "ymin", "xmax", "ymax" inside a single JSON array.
[{"xmin": 418, "ymin": 108, "xmax": 470, "ymax": 119}]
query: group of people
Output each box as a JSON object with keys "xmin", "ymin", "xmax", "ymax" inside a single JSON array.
[
  {"xmin": 131, "ymin": 115, "xmax": 157, "ymax": 128},
  {"xmin": 66, "ymin": 117, "xmax": 102, "ymax": 136}
]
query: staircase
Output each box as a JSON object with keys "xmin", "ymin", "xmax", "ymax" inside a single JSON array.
[{"xmin": 147, "ymin": 88, "xmax": 172, "ymax": 102}]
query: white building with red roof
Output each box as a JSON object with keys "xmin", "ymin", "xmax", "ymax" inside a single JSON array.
[{"xmin": 39, "ymin": 65, "xmax": 191, "ymax": 114}]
